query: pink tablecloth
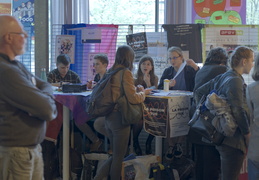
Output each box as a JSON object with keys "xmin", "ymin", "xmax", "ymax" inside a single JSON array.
[{"xmin": 45, "ymin": 94, "xmax": 91, "ymax": 140}]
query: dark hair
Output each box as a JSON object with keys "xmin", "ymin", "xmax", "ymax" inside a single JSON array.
[
  {"xmin": 112, "ymin": 45, "xmax": 135, "ymax": 70},
  {"xmin": 252, "ymin": 53, "xmax": 259, "ymax": 81},
  {"xmin": 94, "ymin": 54, "xmax": 109, "ymax": 65},
  {"xmin": 230, "ymin": 46, "xmax": 254, "ymax": 69},
  {"xmin": 56, "ymin": 54, "xmax": 71, "ymax": 66},
  {"xmin": 135, "ymin": 55, "xmax": 157, "ymax": 88},
  {"xmin": 204, "ymin": 47, "xmax": 228, "ymax": 65}
]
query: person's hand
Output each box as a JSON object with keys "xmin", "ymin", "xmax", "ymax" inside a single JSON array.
[
  {"xmin": 169, "ymin": 79, "xmax": 176, "ymax": 87},
  {"xmin": 87, "ymin": 80, "xmax": 93, "ymax": 89},
  {"xmin": 144, "ymin": 88, "xmax": 153, "ymax": 95},
  {"xmin": 186, "ymin": 59, "xmax": 199, "ymax": 71},
  {"xmin": 143, "ymin": 73, "xmax": 151, "ymax": 87},
  {"xmin": 136, "ymin": 85, "xmax": 144, "ymax": 92}
]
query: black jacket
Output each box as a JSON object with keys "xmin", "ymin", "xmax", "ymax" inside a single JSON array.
[{"xmin": 158, "ymin": 65, "xmax": 197, "ymax": 91}]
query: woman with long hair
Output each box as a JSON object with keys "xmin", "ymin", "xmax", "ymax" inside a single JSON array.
[
  {"xmin": 133, "ymin": 55, "xmax": 158, "ymax": 155},
  {"xmin": 93, "ymin": 45, "xmax": 151, "ymax": 180}
]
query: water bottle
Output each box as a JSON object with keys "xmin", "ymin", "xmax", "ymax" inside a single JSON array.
[
  {"xmin": 164, "ymin": 79, "xmax": 170, "ymax": 92},
  {"xmin": 40, "ymin": 68, "xmax": 47, "ymax": 81}
]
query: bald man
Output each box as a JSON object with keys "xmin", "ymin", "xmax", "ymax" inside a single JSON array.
[{"xmin": 0, "ymin": 15, "xmax": 57, "ymax": 179}]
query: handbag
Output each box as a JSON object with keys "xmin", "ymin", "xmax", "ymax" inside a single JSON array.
[
  {"xmin": 188, "ymin": 95, "xmax": 225, "ymax": 146},
  {"xmin": 117, "ymin": 69, "xmax": 145, "ymax": 125},
  {"xmin": 117, "ymin": 95, "xmax": 144, "ymax": 125}
]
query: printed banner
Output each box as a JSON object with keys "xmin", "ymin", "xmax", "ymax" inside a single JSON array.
[
  {"xmin": 12, "ymin": 0, "xmax": 34, "ymax": 26},
  {"xmin": 203, "ymin": 24, "xmax": 259, "ymax": 60},
  {"xmin": 162, "ymin": 24, "xmax": 203, "ymax": 63},
  {"xmin": 144, "ymin": 97, "xmax": 168, "ymax": 138},
  {"xmin": 144, "ymin": 93, "xmax": 192, "ymax": 138},
  {"xmin": 146, "ymin": 32, "xmax": 169, "ymax": 79},
  {"xmin": 126, "ymin": 32, "xmax": 148, "ymax": 62},
  {"xmin": 192, "ymin": 0, "xmax": 246, "ymax": 24},
  {"xmin": 168, "ymin": 95, "xmax": 191, "ymax": 138},
  {"xmin": 55, "ymin": 35, "xmax": 75, "ymax": 64}
]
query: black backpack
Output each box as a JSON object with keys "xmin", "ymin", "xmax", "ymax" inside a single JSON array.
[{"xmin": 86, "ymin": 67, "xmax": 124, "ymax": 118}]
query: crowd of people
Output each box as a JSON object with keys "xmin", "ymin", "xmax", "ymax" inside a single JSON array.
[{"xmin": 1, "ymin": 14, "xmax": 259, "ymax": 180}]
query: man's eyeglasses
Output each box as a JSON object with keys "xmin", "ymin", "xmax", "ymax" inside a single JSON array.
[
  {"xmin": 168, "ymin": 55, "xmax": 180, "ymax": 60},
  {"xmin": 9, "ymin": 32, "xmax": 28, "ymax": 38}
]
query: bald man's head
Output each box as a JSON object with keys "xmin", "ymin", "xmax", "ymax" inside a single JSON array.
[
  {"xmin": 0, "ymin": 15, "xmax": 23, "ymax": 39},
  {"xmin": 0, "ymin": 15, "xmax": 27, "ymax": 59}
]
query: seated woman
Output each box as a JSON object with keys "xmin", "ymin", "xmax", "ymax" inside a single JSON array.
[
  {"xmin": 133, "ymin": 55, "xmax": 158, "ymax": 155},
  {"xmin": 158, "ymin": 46, "xmax": 199, "ymax": 159}
]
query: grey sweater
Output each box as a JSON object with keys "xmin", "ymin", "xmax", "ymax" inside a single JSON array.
[{"xmin": 0, "ymin": 54, "xmax": 57, "ymax": 147}]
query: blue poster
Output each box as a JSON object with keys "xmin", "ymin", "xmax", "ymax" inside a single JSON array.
[{"xmin": 12, "ymin": 0, "xmax": 34, "ymax": 26}]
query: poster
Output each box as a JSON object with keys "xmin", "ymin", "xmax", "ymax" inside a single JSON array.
[
  {"xmin": 203, "ymin": 25, "xmax": 259, "ymax": 59},
  {"xmin": 192, "ymin": 0, "xmax": 246, "ymax": 24},
  {"xmin": 162, "ymin": 24, "xmax": 203, "ymax": 63},
  {"xmin": 168, "ymin": 95, "xmax": 191, "ymax": 138},
  {"xmin": 12, "ymin": 0, "xmax": 34, "ymax": 26},
  {"xmin": 0, "ymin": 3, "xmax": 11, "ymax": 14},
  {"xmin": 55, "ymin": 35, "xmax": 75, "ymax": 64},
  {"xmin": 126, "ymin": 32, "xmax": 148, "ymax": 62},
  {"xmin": 144, "ymin": 97, "xmax": 168, "ymax": 138},
  {"xmin": 81, "ymin": 28, "xmax": 101, "ymax": 43},
  {"xmin": 146, "ymin": 32, "xmax": 168, "ymax": 79}
]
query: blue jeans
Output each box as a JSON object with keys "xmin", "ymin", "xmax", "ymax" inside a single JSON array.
[
  {"xmin": 0, "ymin": 144, "xmax": 44, "ymax": 180},
  {"xmin": 216, "ymin": 144, "xmax": 245, "ymax": 180},
  {"xmin": 248, "ymin": 158, "xmax": 259, "ymax": 180},
  {"xmin": 94, "ymin": 111, "xmax": 131, "ymax": 180}
]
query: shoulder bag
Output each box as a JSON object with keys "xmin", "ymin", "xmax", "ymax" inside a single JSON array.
[{"xmin": 117, "ymin": 69, "xmax": 146, "ymax": 125}]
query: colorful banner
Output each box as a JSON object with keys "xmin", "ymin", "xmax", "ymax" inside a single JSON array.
[
  {"xmin": 192, "ymin": 0, "xmax": 246, "ymax": 24},
  {"xmin": 12, "ymin": 0, "xmax": 34, "ymax": 26},
  {"xmin": 126, "ymin": 32, "xmax": 148, "ymax": 62},
  {"xmin": 162, "ymin": 24, "xmax": 203, "ymax": 63}
]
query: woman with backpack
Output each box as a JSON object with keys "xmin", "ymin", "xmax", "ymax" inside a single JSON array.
[
  {"xmin": 93, "ymin": 45, "xmax": 152, "ymax": 180},
  {"xmin": 195, "ymin": 46, "xmax": 253, "ymax": 180}
]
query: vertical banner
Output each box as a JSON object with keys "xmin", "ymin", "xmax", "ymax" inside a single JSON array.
[
  {"xmin": 192, "ymin": 0, "xmax": 246, "ymax": 24},
  {"xmin": 126, "ymin": 32, "xmax": 148, "ymax": 62},
  {"xmin": 144, "ymin": 97, "xmax": 168, "ymax": 138},
  {"xmin": 55, "ymin": 35, "xmax": 75, "ymax": 64},
  {"xmin": 168, "ymin": 95, "xmax": 191, "ymax": 138},
  {"xmin": 162, "ymin": 24, "xmax": 203, "ymax": 63},
  {"xmin": 146, "ymin": 32, "xmax": 168, "ymax": 79},
  {"xmin": 12, "ymin": 0, "xmax": 34, "ymax": 26}
]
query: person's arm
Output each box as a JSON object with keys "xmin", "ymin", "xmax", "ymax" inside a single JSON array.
[
  {"xmin": 123, "ymin": 69, "xmax": 145, "ymax": 104},
  {"xmin": 186, "ymin": 59, "xmax": 199, "ymax": 71},
  {"xmin": 227, "ymin": 78, "xmax": 250, "ymax": 136},
  {"xmin": 1, "ymin": 68, "xmax": 57, "ymax": 121}
]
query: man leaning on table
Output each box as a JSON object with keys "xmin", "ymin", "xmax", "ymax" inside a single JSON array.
[{"xmin": 0, "ymin": 15, "xmax": 57, "ymax": 180}]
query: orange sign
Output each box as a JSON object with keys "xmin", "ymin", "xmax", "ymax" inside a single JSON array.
[{"xmin": 0, "ymin": 3, "xmax": 11, "ymax": 14}]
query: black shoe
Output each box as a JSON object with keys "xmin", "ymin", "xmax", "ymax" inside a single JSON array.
[{"xmin": 133, "ymin": 141, "xmax": 142, "ymax": 156}]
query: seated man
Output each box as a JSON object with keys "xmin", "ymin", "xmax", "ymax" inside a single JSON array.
[
  {"xmin": 47, "ymin": 54, "xmax": 81, "ymax": 86},
  {"xmin": 43, "ymin": 54, "xmax": 102, "ymax": 179}
]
